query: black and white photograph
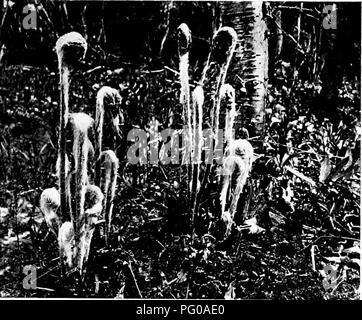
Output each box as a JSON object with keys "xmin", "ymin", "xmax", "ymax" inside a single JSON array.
[{"xmin": 0, "ymin": 0, "xmax": 360, "ymax": 304}]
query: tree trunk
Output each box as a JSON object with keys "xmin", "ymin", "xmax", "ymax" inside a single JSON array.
[{"xmin": 220, "ymin": 1, "xmax": 268, "ymax": 145}]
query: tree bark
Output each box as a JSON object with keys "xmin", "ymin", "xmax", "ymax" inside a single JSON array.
[{"xmin": 220, "ymin": 1, "xmax": 268, "ymax": 146}]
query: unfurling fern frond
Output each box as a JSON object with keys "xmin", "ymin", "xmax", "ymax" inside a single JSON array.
[
  {"xmin": 99, "ymin": 150, "xmax": 119, "ymax": 245},
  {"xmin": 40, "ymin": 187, "xmax": 61, "ymax": 236},
  {"xmin": 220, "ymin": 139, "xmax": 253, "ymax": 236}
]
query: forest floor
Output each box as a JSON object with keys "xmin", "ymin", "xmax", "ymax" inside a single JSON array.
[{"xmin": 0, "ymin": 63, "xmax": 360, "ymax": 299}]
